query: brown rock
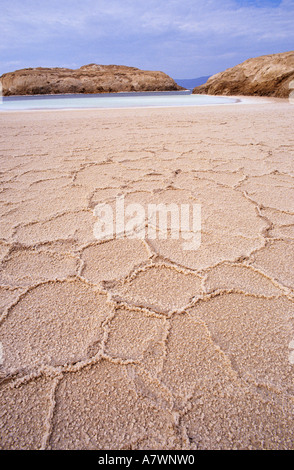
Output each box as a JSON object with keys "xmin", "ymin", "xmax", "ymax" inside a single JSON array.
[
  {"xmin": 193, "ymin": 51, "xmax": 294, "ymax": 98},
  {"xmin": 0, "ymin": 63, "xmax": 183, "ymax": 96}
]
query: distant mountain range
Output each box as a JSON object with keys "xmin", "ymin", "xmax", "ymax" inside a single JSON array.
[{"xmin": 174, "ymin": 76, "xmax": 211, "ymax": 90}]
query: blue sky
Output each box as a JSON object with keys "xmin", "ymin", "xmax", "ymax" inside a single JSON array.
[{"xmin": 0, "ymin": 0, "xmax": 293, "ymax": 78}]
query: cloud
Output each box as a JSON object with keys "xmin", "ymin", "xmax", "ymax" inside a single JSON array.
[{"xmin": 0, "ymin": 0, "xmax": 293, "ymax": 77}]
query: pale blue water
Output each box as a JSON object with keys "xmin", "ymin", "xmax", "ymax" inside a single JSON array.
[{"xmin": 0, "ymin": 91, "xmax": 239, "ymax": 111}]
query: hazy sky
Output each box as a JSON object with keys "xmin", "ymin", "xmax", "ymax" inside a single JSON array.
[{"xmin": 0, "ymin": 0, "xmax": 293, "ymax": 78}]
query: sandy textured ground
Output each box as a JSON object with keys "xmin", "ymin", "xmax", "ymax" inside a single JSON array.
[{"xmin": 0, "ymin": 99, "xmax": 293, "ymax": 450}]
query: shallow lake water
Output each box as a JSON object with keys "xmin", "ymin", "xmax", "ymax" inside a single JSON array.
[{"xmin": 0, "ymin": 90, "xmax": 239, "ymax": 111}]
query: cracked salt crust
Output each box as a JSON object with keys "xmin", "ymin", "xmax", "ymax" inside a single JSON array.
[
  {"xmin": 0, "ymin": 102, "xmax": 293, "ymax": 450},
  {"xmin": 81, "ymin": 239, "xmax": 150, "ymax": 284}
]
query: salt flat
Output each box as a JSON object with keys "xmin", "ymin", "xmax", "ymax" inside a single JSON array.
[{"xmin": 0, "ymin": 98, "xmax": 293, "ymax": 449}]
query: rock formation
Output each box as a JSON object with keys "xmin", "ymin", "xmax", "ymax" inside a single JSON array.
[
  {"xmin": 0, "ymin": 64, "xmax": 183, "ymax": 96},
  {"xmin": 193, "ymin": 51, "xmax": 294, "ymax": 98}
]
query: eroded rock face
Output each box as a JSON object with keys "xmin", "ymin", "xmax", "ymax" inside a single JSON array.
[
  {"xmin": 193, "ymin": 51, "xmax": 294, "ymax": 98},
  {"xmin": 0, "ymin": 63, "xmax": 183, "ymax": 96}
]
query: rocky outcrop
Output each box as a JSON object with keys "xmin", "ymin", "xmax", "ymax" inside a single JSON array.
[
  {"xmin": 193, "ymin": 51, "xmax": 294, "ymax": 98},
  {"xmin": 0, "ymin": 64, "xmax": 183, "ymax": 96}
]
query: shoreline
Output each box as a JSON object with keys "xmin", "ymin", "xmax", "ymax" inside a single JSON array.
[{"xmin": 0, "ymin": 89, "xmax": 191, "ymax": 98}]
